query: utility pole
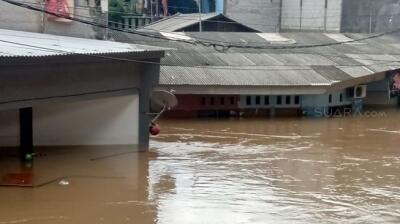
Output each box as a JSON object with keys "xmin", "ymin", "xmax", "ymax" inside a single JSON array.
[
  {"xmin": 150, "ymin": 0, "xmax": 154, "ymax": 22},
  {"xmin": 198, "ymin": 0, "xmax": 202, "ymax": 32}
]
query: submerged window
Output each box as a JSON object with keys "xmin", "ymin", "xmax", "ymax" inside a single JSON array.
[
  {"xmin": 201, "ymin": 97, "xmax": 206, "ymax": 105},
  {"xmin": 286, "ymin": 96, "xmax": 291, "ymax": 104},
  {"xmin": 264, "ymin": 96, "xmax": 270, "ymax": 105},
  {"xmin": 295, "ymin": 96, "xmax": 300, "ymax": 105},
  {"xmin": 246, "ymin": 96, "xmax": 252, "ymax": 105},
  {"xmin": 255, "ymin": 96, "xmax": 261, "ymax": 105},
  {"xmin": 340, "ymin": 93, "xmax": 343, "ymax": 102},
  {"xmin": 277, "ymin": 96, "xmax": 282, "ymax": 105},
  {"xmin": 230, "ymin": 96, "xmax": 235, "ymax": 105},
  {"xmin": 329, "ymin": 94, "xmax": 332, "ymax": 103}
]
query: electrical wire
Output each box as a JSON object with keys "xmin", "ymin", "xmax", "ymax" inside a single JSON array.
[
  {"xmin": 3, "ymin": 0, "xmax": 400, "ymax": 51},
  {"xmin": 13, "ymin": 0, "xmax": 400, "ymax": 31}
]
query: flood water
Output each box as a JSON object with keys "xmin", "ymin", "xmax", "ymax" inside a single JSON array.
[{"xmin": 1, "ymin": 108, "xmax": 400, "ymax": 223}]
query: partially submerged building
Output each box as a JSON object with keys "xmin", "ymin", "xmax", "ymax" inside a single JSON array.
[
  {"xmin": 0, "ymin": 29, "xmax": 164, "ymax": 153},
  {"xmin": 114, "ymin": 25, "xmax": 400, "ymax": 118}
]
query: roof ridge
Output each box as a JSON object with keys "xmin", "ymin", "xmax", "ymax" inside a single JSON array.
[{"xmin": 141, "ymin": 13, "xmax": 182, "ymax": 28}]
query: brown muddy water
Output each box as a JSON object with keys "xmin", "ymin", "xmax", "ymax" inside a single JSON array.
[{"xmin": 1, "ymin": 109, "xmax": 400, "ymax": 224}]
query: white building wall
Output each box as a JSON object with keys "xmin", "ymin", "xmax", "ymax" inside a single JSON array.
[
  {"xmin": 0, "ymin": 95, "xmax": 139, "ymax": 147},
  {"xmin": 301, "ymin": 0, "xmax": 325, "ymax": 30},
  {"xmin": 0, "ymin": 0, "xmax": 42, "ymax": 33},
  {"xmin": 326, "ymin": 0, "xmax": 342, "ymax": 31},
  {"xmin": 281, "ymin": 0, "xmax": 342, "ymax": 31},
  {"xmin": 34, "ymin": 95, "xmax": 139, "ymax": 146},
  {"xmin": 281, "ymin": 0, "xmax": 301, "ymax": 30},
  {"xmin": 0, "ymin": 0, "xmax": 104, "ymax": 39},
  {"xmin": 225, "ymin": 0, "xmax": 281, "ymax": 32},
  {"xmin": 302, "ymin": 90, "xmax": 352, "ymax": 108}
]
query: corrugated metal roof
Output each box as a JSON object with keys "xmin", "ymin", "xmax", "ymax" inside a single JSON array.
[
  {"xmin": 0, "ymin": 29, "xmax": 164, "ymax": 58},
  {"xmin": 140, "ymin": 13, "xmax": 219, "ymax": 32},
  {"xmin": 160, "ymin": 66, "xmax": 334, "ymax": 86},
  {"xmin": 112, "ymin": 31, "xmax": 400, "ymax": 88}
]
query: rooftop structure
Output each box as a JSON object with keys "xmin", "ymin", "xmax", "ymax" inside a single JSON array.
[
  {"xmin": 115, "ymin": 31, "xmax": 400, "ymax": 94},
  {"xmin": 0, "ymin": 29, "xmax": 165, "ymax": 151},
  {"xmin": 139, "ymin": 13, "xmax": 258, "ymax": 32},
  {"xmin": 113, "ymin": 30, "xmax": 400, "ymax": 117}
]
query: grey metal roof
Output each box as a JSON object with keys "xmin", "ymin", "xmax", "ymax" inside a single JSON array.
[
  {"xmin": 139, "ymin": 13, "xmax": 220, "ymax": 32},
  {"xmin": 112, "ymin": 30, "xmax": 400, "ymax": 89},
  {"xmin": 160, "ymin": 66, "xmax": 334, "ymax": 86},
  {"xmin": 0, "ymin": 29, "xmax": 164, "ymax": 58}
]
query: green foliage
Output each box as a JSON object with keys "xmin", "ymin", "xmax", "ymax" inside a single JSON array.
[
  {"xmin": 168, "ymin": 0, "xmax": 198, "ymax": 14},
  {"xmin": 108, "ymin": 0, "xmax": 129, "ymax": 22}
]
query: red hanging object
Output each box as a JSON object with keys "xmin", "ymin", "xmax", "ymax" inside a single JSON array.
[
  {"xmin": 46, "ymin": 0, "xmax": 71, "ymax": 20},
  {"xmin": 149, "ymin": 123, "xmax": 161, "ymax": 136}
]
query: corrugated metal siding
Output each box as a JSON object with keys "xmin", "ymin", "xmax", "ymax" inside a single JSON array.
[{"xmin": 0, "ymin": 29, "xmax": 164, "ymax": 58}]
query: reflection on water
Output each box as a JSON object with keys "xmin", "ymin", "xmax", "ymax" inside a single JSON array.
[
  {"xmin": 150, "ymin": 109, "xmax": 400, "ymax": 224},
  {"xmin": 0, "ymin": 109, "xmax": 400, "ymax": 223}
]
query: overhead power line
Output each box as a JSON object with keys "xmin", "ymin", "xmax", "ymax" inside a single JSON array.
[
  {"xmin": 13, "ymin": 0, "xmax": 400, "ymax": 31},
  {"xmin": 2, "ymin": 0, "xmax": 400, "ymax": 51}
]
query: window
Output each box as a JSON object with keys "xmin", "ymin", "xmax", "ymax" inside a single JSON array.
[
  {"xmin": 220, "ymin": 97, "xmax": 225, "ymax": 105},
  {"xmin": 264, "ymin": 96, "xmax": 270, "ymax": 105},
  {"xmin": 286, "ymin": 96, "xmax": 291, "ymax": 104},
  {"xmin": 295, "ymin": 96, "xmax": 300, "ymax": 105},
  {"xmin": 277, "ymin": 96, "xmax": 282, "ymax": 105},
  {"xmin": 246, "ymin": 96, "xmax": 252, "ymax": 105},
  {"xmin": 210, "ymin": 97, "xmax": 214, "ymax": 105},
  {"xmin": 329, "ymin": 94, "xmax": 332, "ymax": 103},
  {"xmin": 255, "ymin": 96, "xmax": 261, "ymax": 105},
  {"xmin": 201, "ymin": 97, "xmax": 206, "ymax": 105},
  {"xmin": 340, "ymin": 93, "xmax": 343, "ymax": 102},
  {"xmin": 230, "ymin": 96, "xmax": 235, "ymax": 105}
]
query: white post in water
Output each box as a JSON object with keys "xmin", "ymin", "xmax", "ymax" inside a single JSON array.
[{"xmin": 198, "ymin": 0, "xmax": 202, "ymax": 32}]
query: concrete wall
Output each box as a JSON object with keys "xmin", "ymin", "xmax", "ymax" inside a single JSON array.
[
  {"xmin": 341, "ymin": 0, "xmax": 400, "ymax": 33},
  {"xmin": 44, "ymin": 3, "xmax": 103, "ymax": 39},
  {"xmin": 301, "ymin": 89, "xmax": 353, "ymax": 116},
  {"xmin": 302, "ymin": 90, "xmax": 351, "ymax": 108},
  {"xmin": 281, "ymin": 0, "xmax": 342, "ymax": 32},
  {"xmin": 0, "ymin": 109, "xmax": 19, "ymax": 147},
  {"xmin": 0, "ymin": 0, "xmax": 105, "ymax": 39},
  {"xmin": 225, "ymin": 0, "xmax": 281, "ymax": 32},
  {"xmin": 365, "ymin": 79, "xmax": 398, "ymax": 105},
  {"xmin": 239, "ymin": 95, "xmax": 301, "ymax": 109},
  {"xmin": 0, "ymin": 95, "xmax": 139, "ymax": 147},
  {"xmin": 0, "ymin": 0, "xmax": 42, "ymax": 33}
]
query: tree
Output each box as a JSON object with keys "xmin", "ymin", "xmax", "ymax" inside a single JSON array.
[
  {"xmin": 108, "ymin": 0, "xmax": 129, "ymax": 23},
  {"xmin": 168, "ymin": 0, "xmax": 198, "ymax": 15}
]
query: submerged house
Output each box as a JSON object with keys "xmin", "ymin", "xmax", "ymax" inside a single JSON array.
[
  {"xmin": 113, "ymin": 15, "xmax": 400, "ymax": 118},
  {"xmin": 0, "ymin": 29, "xmax": 164, "ymax": 155}
]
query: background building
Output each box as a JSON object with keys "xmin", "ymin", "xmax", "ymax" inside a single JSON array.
[
  {"xmin": 0, "ymin": 0, "xmax": 108, "ymax": 39},
  {"xmin": 225, "ymin": 0, "xmax": 281, "ymax": 32}
]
